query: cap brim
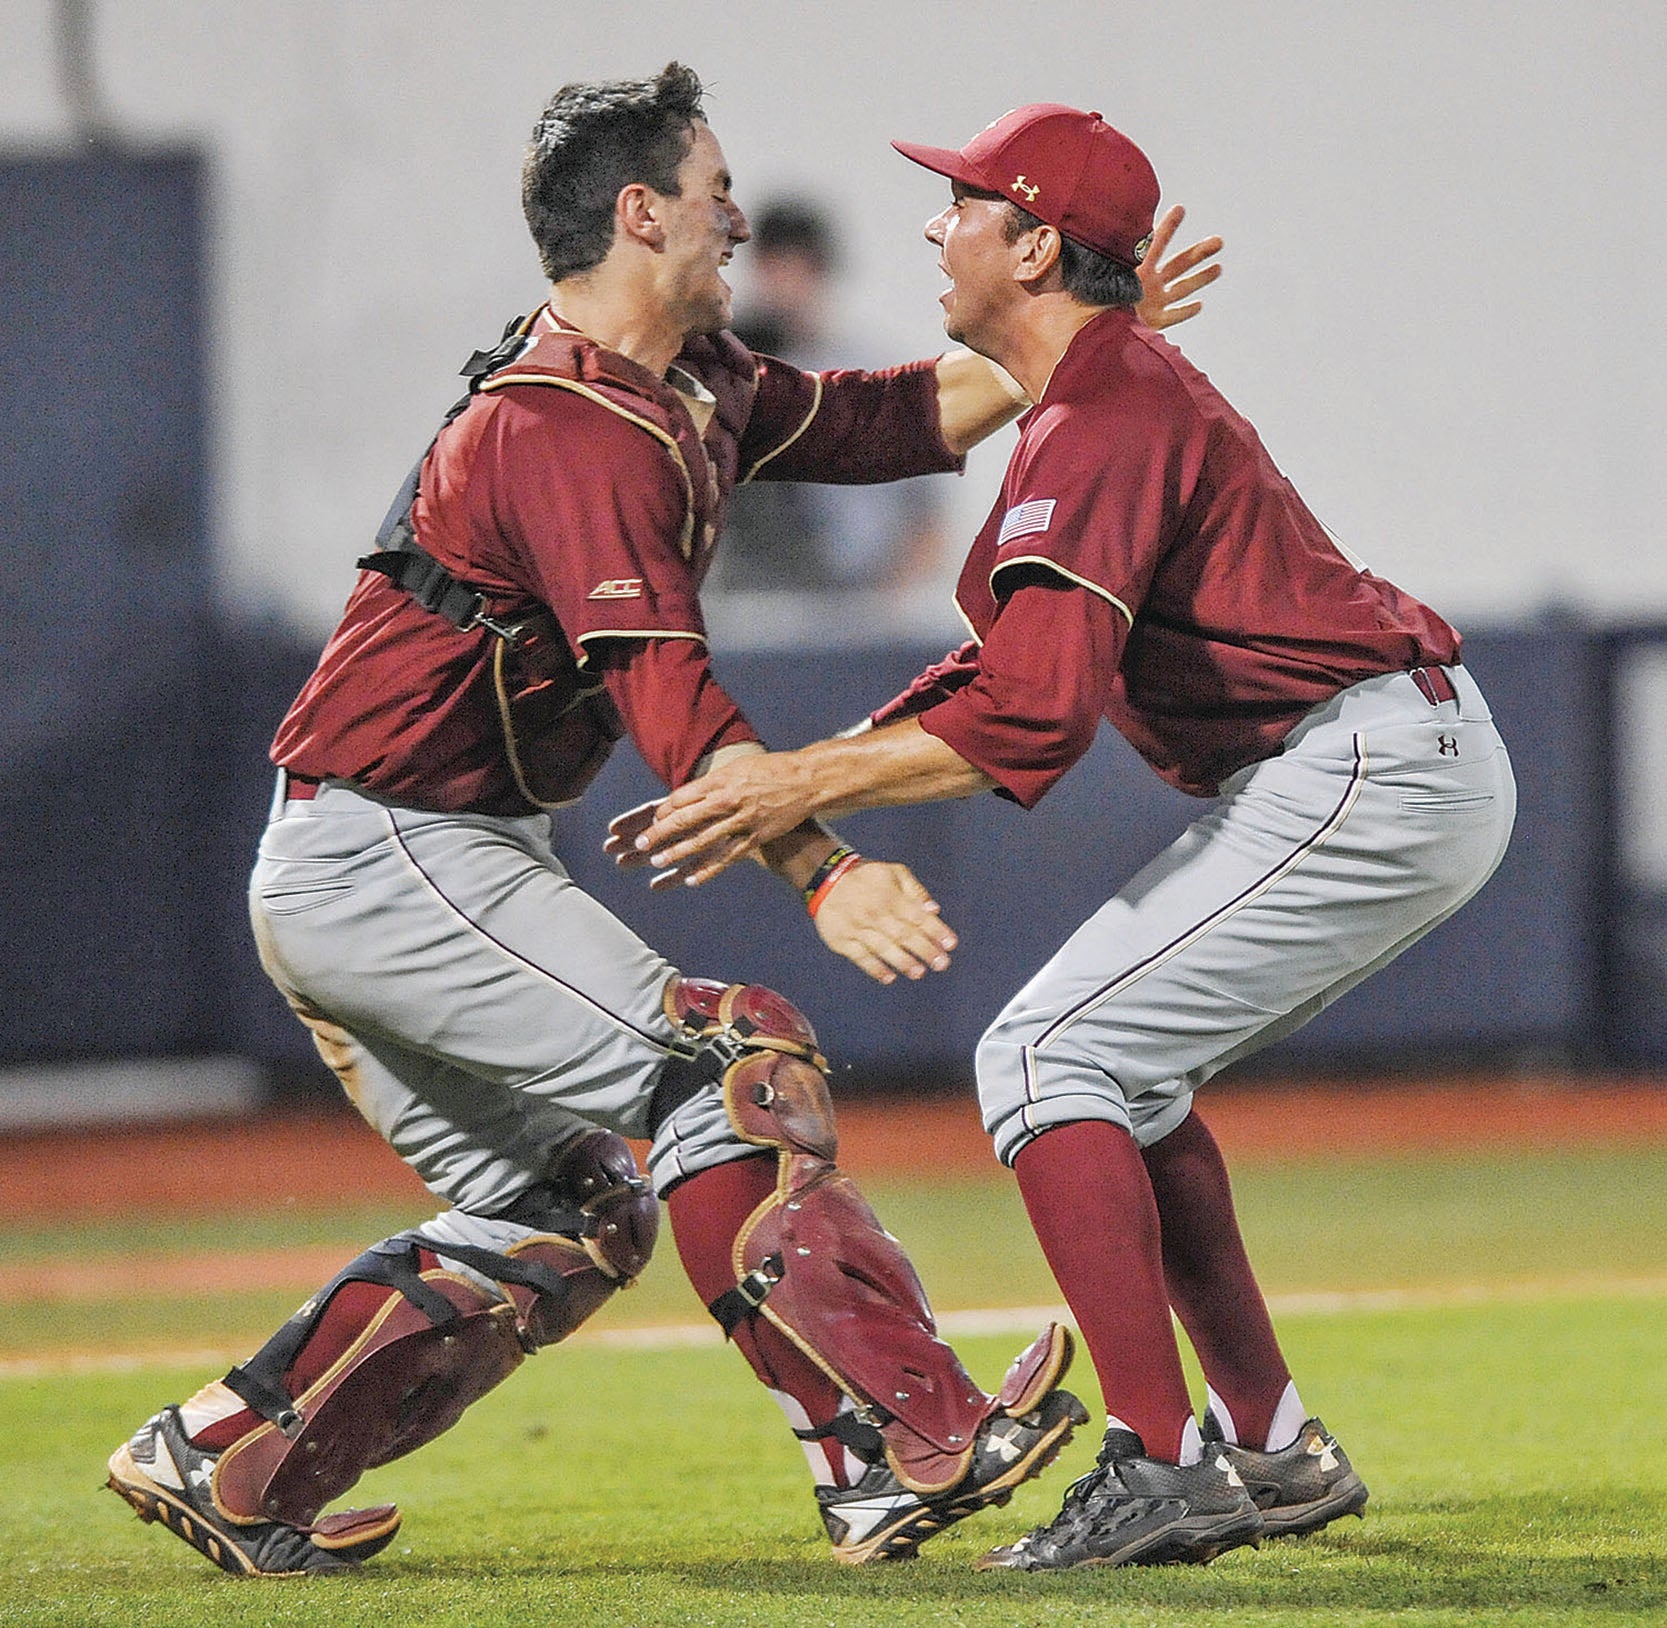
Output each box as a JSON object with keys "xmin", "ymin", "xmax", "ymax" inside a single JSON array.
[{"xmin": 890, "ymin": 139, "xmax": 987, "ymax": 189}]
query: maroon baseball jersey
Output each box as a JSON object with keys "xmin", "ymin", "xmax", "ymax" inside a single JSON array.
[
  {"xmin": 884, "ymin": 306, "xmax": 1460, "ymax": 804},
  {"xmin": 273, "ymin": 306, "xmax": 964, "ymax": 814}
]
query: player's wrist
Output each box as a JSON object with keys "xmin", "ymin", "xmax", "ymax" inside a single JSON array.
[
  {"xmin": 804, "ymin": 845, "xmax": 864, "ymax": 917},
  {"xmin": 760, "ymin": 819, "xmax": 840, "ymax": 890}
]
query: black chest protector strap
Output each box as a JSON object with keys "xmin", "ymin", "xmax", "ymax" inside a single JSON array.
[{"xmin": 354, "ymin": 315, "xmax": 537, "ymax": 640}]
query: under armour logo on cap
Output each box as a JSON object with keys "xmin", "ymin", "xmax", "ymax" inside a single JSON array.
[{"xmin": 893, "ymin": 104, "xmax": 1160, "ymax": 267}]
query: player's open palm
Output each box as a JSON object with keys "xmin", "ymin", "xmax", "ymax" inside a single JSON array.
[
  {"xmin": 811, "ymin": 860, "xmax": 958, "ymax": 985},
  {"xmin": 1135, "ymin": 204, "xmax": 1223, "ymax": 331}
]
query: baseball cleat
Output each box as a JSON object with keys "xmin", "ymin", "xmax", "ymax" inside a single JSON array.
[
  {"xmin": 818, "ymin": 1386, "xmax": 1089, "ymax": 1564},
  {"xmin": 106, "ymin": 1406, "xmax": 401, "ymax": 1577},
  {"xmin": 976, "ymin": 1425, "xmax": 1264, "ymax": 1571},
  {"xmin": 1201, "ymin": 1412, "xmax": 1369, "ymax": 1537}
]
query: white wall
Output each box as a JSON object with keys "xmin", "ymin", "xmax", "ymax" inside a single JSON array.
[{"xmin": 3, "ymin": 0, "xmax": 1662, "ymax": 636}]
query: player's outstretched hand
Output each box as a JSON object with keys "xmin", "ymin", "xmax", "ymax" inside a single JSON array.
[
  {"xmin": 631, "ymin": 751, "xmax": 816, "ymax": 887},
  {"xmin": 811, "ymin": 859, "xmax": 958, "ymax": 985},
  {"xmin": 605, "ymin": 799, "xmax": 690, "ymax": 890},
  {"xmin": 1136, "ymin": 205, "xmax": 1223, "ymax": 331}
]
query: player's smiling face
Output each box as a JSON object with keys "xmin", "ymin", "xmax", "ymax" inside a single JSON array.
[
  {"xmin": 925, "ymin": 181, "xmax": 1022, "ymax": 353},
  {"xmin": 657, "ymin": 120, "xmax": 750, "ymax": 336}
]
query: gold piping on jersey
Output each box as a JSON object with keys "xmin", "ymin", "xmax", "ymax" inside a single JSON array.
[
  {"xmin": 570, "ymin": 627, "xmax": 708, "ymax": 666},
  {"xmin": 478, "ymin": 373, "xmax": 699, "ymax": 560},
  {"xmin": 988, "ymin": 555, "xmax": 1136, "ymax": 627},
  {"xmin": 739, "ymin": 372, "xmax": 824, "ymax": 484}
]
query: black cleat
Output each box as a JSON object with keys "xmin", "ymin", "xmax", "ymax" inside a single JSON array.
[
  {"xmin": 818, "ymin": 1387, "xmax": 1088, "ymax": 1564},
  {"xmin": 1202, "ymin": 1412, "xmax": 1369, "ymax": 1537},
  {"xmin": 106, "ymin": 1406, "xmax": 400, "ymax": 1577},
  {"xmin": 976, "ymin": 1425, "xmax": 1264, "ymax": 1571}
]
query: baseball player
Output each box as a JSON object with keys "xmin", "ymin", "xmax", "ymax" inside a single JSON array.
[
  {"xmin": 103, "ymin": 68, "xmax": 1220, "ymax": 1578},
  {"xmin": 625, "ymin": 102, "xmax": 1517, "ymax": 1571}
]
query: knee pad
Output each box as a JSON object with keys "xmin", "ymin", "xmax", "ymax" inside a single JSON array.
[
  {"xmin": 487, "ymin": 1127, "xmax": 659, "ymax": 1342},
  {"xmin": 651, "ymin": 976, "xmax": 835, "ymax": 1160},
  {"xmin": 656, "ymin": 977, "xmax": 1007, "ymax": 1494},
  {"xmin": 213, "ymin": 1129, "xmax": 656, "ymax": 1528}
]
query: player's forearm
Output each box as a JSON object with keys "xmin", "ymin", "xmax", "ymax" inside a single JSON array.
[
  {"xmin": 934, "ymin": 349, "xmax": 1030, "ymax": 455},
  {"xmin": 758, "ymin": 819, "xmax": 843, "ymax": 892},
  {"xmin": 791, "ymin": 719, "xmax": 996, "ymax": 819}
]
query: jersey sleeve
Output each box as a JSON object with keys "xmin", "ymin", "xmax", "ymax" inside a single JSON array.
[
  {"xmin": 591, "ymin": 638, "xmax": 761, "ymax": 789},
  {"xmin": 738, "ymin": 354, "xmax": 965, "ymax": 486},
  {"xmin": 984, "ymin": 395, "xmax": 1190, "ymax": 627},
  {"xmin": 869, "ymin": 640, "xmax": 983, "ymax": 729},
  {"xmin": 468, "ymin": 387, "xmax": 762, "ymax": 786},
  {"xmin": 919, "ymin": 576, "xmax": 1127, "ymax": 808}
]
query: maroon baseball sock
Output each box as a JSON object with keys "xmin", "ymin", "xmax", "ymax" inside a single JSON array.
[
  {"xmin": 1140, "ymin": 1108, "xmax": 1292, "ymax": 1450},
  {"xmin": 1013, "ymin": 1119, "xmax": 1194, "ymax": 1462},
  {"xmin": 667, "ymin": 1154, "xmax": 858, "ymax": 1486}
]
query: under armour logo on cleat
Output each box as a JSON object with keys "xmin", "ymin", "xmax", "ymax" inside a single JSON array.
[
  {"xmin": 989, "ymin": 1430, "xmax": 1024, "ymax": 1464},
  {"xmin": 1304, "ymin": 1433, "xmax": 1340, "ymax": 1470}
]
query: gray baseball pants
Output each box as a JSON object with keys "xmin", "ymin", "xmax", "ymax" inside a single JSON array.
[
  {"xmin": 976, "ymin": 665, "xmax": 1517, "ymax": 1162},
  {"xmin": 249, "ymin": 780, "xmax": 748, "ymax": 1211}
]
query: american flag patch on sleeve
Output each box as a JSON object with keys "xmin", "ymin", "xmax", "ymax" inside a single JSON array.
[{"xmin": 997, "ymin": 498, "xmax": 1057, "ymax": 546}]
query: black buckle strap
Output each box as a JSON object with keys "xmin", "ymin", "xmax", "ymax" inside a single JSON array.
[
  {"xmin": 223, "ymin": 1237, "xmax": 459, "ymax": 1436},
  {"xmin": 355, "ymin": 315, "xmax": 536, "ymax": 638},
  {"xmin": 707, "ymin": 1253, "xmax": 784, "ymax": 1337},
  {"xmin": 793, "ymin": 1408, "xmax": 889, "ymax": 1455},
  {"xmin": 222, "ymin": 1363, "xmax": 306, "ymax": 1440},
  {"xmin": 416, "ymin": 1238, "xmax": 587, "ymax": 1301},
  {"xmin": 354, "ymin": 547, "xmax": 533, "ymax": 642},
  {"xmin": 356, "ymin": 547, "xmax": 485, "ymax": 629},
  {"xmin": 459, "ymin": 321, "xmax": 534, "ymax": 381}
]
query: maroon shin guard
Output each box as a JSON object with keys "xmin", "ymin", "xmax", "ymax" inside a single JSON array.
[{"xmin": 668, "ymin": 1155, "xmax": 852, "ymax": 1468}]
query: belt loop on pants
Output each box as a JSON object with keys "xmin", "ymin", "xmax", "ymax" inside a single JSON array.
[
  {"xmin": 283, "ymin": 771, "xmax": 322, "ymax": 802},
  {"xmin": 1409, "ymin": 665, "xmax": 1458, "ymax": 706}
]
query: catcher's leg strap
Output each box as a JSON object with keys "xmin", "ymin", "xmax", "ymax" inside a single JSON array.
[
  {"xmin": 215, "ymin": 1237, "xmax": 530, "ymax": 1528},
  {"xmin": 661, "ymin": 977, "xmax": 1007, "ymax": 1494},
  {"xmin": 215, "ymin": 1131, "xmax": 656, "ymax": 1528}
]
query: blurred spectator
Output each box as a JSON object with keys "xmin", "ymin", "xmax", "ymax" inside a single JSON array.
[{"xmin": 709, "ymin": 198, "xmax": 952, "ymax": 594}]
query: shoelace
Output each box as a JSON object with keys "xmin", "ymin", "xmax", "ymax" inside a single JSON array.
[{"xmin": 1007, "ymin": 1463, "xmax": 1114, "ymax": 1550}]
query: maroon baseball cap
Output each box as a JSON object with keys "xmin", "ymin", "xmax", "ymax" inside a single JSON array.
[{"xmin": 893, "ymin": 104, "xmax": 1159, "ymax": 268}]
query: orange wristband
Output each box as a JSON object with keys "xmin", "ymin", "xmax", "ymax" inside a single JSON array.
[{"xmin": 805, "ymin": 851, "xmax": 863, "ymax": 917}]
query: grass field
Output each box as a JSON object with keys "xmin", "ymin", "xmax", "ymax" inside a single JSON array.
[{"xmin": 2, "ymin": 1139, "xmax": 1664, "ymax": 1625}]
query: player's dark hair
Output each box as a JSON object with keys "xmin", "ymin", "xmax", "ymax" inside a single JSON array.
[
  {"xmin": 522, "ymin": 62, "xmax": 707, "ymax": 281},
  {"xmin": 1002, "ymin": 202, "xmax": 1142, "ymax": 307}
]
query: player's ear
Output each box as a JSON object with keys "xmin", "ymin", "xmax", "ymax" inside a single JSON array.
[
  {"xmin": 617, "ymin": 183, "xmax": 666, "ymax": 251},
  {"xmin": 1012, "ymin": 222, "xmax": 1063, "ymax": 289}
]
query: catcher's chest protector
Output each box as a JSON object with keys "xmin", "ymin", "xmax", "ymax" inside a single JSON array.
[{"xmin": 668, "ymin": 978, "xmax": 1002, "ymax": 1493}]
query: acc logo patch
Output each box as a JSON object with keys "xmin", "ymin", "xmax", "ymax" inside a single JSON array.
[
  {"xmin": 587, "ymin": 578, "xmax": 643, "ymax": 600},
  {"xmin": 996, "ymin": 498, "xmax": 1056, "ymax": 547}
]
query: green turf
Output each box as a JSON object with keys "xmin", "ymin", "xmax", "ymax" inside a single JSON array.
[
  {"xmin": 2, "ymin": 1145, "xmax": 1664, "ymax": 1625},
  {"xmin": 6, "ymin": 1148, "xmax": 1663, "ymax": 1357}
]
